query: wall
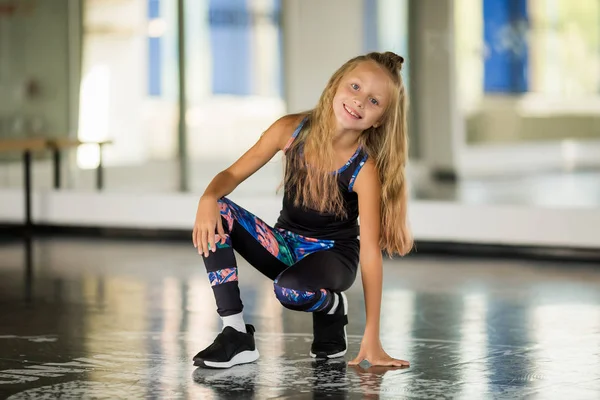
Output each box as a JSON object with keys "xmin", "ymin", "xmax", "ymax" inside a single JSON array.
[
  {"xmin": 282, "ymin": 0, "xmax": 365, "ymax": 113},
  {"xmin": 0, "ymin": 0, "xmax": 73, "ymax": 142}
]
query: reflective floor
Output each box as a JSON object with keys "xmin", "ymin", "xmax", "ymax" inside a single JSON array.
[{"xmin": 1, "ymin": 237, "xmax": 600, "ymax": 399}]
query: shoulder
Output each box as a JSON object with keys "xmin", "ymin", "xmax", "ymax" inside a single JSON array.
[
  {"xmin": 275, "ymin": 113, "xmax": 307, "ymax": 130},
  {"xmin": 264, "ymin": 113, "xmax": 307, "ymax": 152}
]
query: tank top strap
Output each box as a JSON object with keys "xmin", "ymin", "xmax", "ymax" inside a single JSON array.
[
  {"xmin": 347, "ymin": 150, "xmax": 369, "ymax": 192},
  {"xmin": 283, "ymin": 117, "xmax": 308, "ymax": 153}
]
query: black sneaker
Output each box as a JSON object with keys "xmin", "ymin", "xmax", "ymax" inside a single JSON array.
[
  {"xmin": 310, "ymin": 292, "xmax": 348, "ymax": 358},
  {"xmin": 193, "ymin": 324, "xmax": 260, "ymax": 368}
]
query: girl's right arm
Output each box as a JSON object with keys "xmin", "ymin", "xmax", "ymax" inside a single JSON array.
[{"xmin": 193, "ymin": 114, "xmax": 304, "ymax": 256}]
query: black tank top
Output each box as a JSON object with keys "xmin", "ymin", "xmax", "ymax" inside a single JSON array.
[{"xmin": 274, "ymin": 118, "xmax": 369, "ymax": 241}]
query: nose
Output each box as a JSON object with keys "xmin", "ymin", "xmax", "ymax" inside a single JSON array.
[{"xmin": 353, "ymin": 97, "xmax": 364, "ymax": 108}]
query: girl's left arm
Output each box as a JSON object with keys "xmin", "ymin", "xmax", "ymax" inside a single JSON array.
[{"xmin": 349, "ymin": 159, "xmax": 410, "ymax": 367}]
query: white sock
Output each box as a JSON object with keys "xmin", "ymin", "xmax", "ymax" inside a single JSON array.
[
  {"xmin": 327, "ymin": 293, "xmax": 340, "ymax": 315},
  {"xmin": 222, "ymin": 312, "xmax": 246, "ymax": 333}
]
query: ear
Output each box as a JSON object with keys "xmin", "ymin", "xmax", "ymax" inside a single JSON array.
[{"xmin": 373, "ymin": 121, "xmax": 381, "ymax": 128}]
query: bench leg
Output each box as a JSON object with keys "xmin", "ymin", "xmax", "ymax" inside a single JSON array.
[
  {"xmin": 96, "ymin": 144, "xmax": 104, "ymax": 190},
  {"xmin": 23, "ymin": 150, "xmax": 32, "ymax": 228},
  {"xmin": 53, "ymin": 147, "xmax": 61, "ymax": 189}
]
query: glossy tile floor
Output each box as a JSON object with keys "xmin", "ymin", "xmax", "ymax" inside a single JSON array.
[{"xmin": 1, "ymin": 237, "xmax": 600, "ymax": 399}]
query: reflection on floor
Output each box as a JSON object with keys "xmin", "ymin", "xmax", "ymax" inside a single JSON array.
[{"xmin": 1, "ymin": 237, "xmax": 600, "ymax": 399}]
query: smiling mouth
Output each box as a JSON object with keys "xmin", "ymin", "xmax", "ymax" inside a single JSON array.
[{"xmin": 343, "ymin": 104, "xmax": 362, "ymax": 119}]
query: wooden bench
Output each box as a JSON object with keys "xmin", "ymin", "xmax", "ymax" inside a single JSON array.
[
  {"xmin": 0, "ymin": 137, "xmax": 113, "ymax": 228},
  {"xmin": 46, "ymin": 139, "xmax": 113, "ymax": 190},
  {"xmin": 0, "ymin": 138, "xmax": 47, "ymax": 152}
]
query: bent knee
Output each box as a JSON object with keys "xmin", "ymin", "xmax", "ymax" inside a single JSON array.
[{"xmin": 273, "ymin": 281, "xmax": 320, "ymax": 309}]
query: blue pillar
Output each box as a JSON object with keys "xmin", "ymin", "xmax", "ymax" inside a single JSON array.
[
  {"xmin": 483, "ymin": 0, "xmax": 529, "ymax": 93},
  {"xmin": 148, "ymin": 0, "xmax": 162, "ymax": 96},
  {"xmin": 209, "ymin": 0, "xmax": 251, "ymax": 96}
]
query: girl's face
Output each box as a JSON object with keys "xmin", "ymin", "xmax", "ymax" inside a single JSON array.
[{"xmin": 332, "ymin": 61, "xmax": 392, "ymax": 132}]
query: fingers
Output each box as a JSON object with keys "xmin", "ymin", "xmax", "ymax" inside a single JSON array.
[
  {"xmin": 195, "ymin": 227, "xmax": 203, "ymax": 252},
  {"xmin": 347, "ymin": 351, "xmax": 366, "ymax": 366},
  {"xmin": 207, "ymin": 229, "xmax": 216, "ymax": 255},
  {"xmin": 194, "ymin": 224, "xmax": 226, "ymax": 257},
  {"xmin": 217, "ymin": 218, "xmax": 227, "ymax": 244},
  {"xmin": 372, "ymin": 358, "xmax": 410, "ymax": 367},
  {"xmin": 200, "ymin": 229, "xmax": 209, "ymax": 257},
  {"xmin": 349, "ymin": 356, "xmax": 410, "ymax": 368},
  {"xmin": 194, "ymin": 197, "xmax": 228, "ymax": 256},
  {"xmin": 215, "ymin": 203, "xmax": 226, "ymax": 243},
  {"xmin": 382, "ymin": 358, "xmax": 409, "ymax": 367}
]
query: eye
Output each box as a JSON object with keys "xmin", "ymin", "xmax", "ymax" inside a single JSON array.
[
  {"xmin": 351, "ymin": 83, "xmax": 359, "ymax": 90},
  {"xmin": 369, "ymin": 98, "xmax": 379, "ymax": 105}
]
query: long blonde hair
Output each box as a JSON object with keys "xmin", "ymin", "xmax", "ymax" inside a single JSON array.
[{"xmin": 284, "ymin": 51, "xmax": 413, "ymax": 257}]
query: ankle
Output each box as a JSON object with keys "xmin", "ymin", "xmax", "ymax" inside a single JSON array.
[{"xmin": 222, "ymin": 312, "xmax": 247, "ymax": 333}]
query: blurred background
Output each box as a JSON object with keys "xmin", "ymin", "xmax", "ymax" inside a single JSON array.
[{"xmin": 1, "ymin": 0, "xmax": 599, "ymax": 255}]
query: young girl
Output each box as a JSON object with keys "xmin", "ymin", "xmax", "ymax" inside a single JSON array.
[{"xmin": 192, "ymin": 51, "xmax": 412, "ymax": 369}]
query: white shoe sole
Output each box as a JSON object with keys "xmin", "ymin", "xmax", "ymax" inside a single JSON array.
[
  {"xmin": 310, "ymin": 348, "xmax": 347, "ymax": 358},
  {"xmin": 310, "ymin": 292, "xmax": 348, "ymax": 359},
  {"xmin": 201, "ymin": 349, "xmax": 260, "ymax": 369}
]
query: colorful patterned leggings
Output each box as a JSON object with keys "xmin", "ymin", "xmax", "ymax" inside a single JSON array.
[{"xmin": 202, "ymin": 197, "xmax": 359, "ymax": 317}]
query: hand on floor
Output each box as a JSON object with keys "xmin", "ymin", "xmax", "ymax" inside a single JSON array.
[{"xmin": 348, "ymin": 336, "xmax": 410, "ymax": 367}]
